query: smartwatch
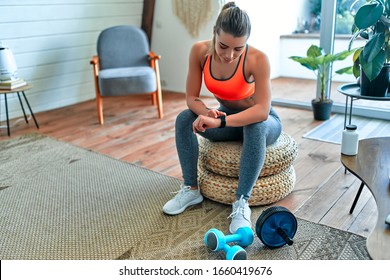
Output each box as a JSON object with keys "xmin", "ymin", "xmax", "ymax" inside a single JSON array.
[{"xmin": 219, "ymin": 115, "xmax": 226, "ymax": 128}]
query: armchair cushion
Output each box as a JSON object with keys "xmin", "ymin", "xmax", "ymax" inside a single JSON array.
[{"xmin": 98, "ymin": 66, "xmax": 157, "ymax": 96}]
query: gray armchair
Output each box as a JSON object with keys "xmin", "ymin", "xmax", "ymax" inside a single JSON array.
[{"xmin": 90, "ymin": 25, "xmax": 163, "ymax": 124}]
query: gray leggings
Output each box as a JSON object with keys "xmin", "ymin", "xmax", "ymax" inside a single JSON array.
[{"xmin": 175, "ymin": 105, "xmax": 282, "ymax": 200}]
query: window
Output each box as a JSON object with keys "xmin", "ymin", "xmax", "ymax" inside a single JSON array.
[{"xmin": 294, "ymin": 0, "xmax": 366, "ymax": 35}]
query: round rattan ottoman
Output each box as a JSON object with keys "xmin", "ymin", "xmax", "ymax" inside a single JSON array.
[{"xmin": 198, "ymin": 132, "xmax": 298, "ymax": 206}]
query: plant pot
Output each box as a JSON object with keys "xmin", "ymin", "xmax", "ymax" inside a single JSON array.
[
  {"xmin": 311, "ymin": 99, "xmax": 333, "ymax": 121},
  {"xmin": 360, "ymin": 64, "xmax": 390, "ymax": 97}
]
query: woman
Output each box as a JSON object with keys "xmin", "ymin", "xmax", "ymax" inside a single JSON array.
[{"xmin": 163, "ymin": 2, "xmax": 282, "ymax": 233}]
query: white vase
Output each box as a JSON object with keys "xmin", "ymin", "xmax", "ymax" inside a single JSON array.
[{"xmin": 0, "ymin": 42, "xmax": 18, "ymax": 81}]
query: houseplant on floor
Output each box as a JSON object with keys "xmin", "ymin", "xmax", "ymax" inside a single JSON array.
[
  {"xmin": 349, "ymin": 0, "xmax": 390, "ymax": 96},
  {"xmin": 289, "ymin": 44, "xmax": 355, "ymax": 120}
]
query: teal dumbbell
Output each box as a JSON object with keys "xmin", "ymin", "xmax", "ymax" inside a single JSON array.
[{"xmin": 204, "ymin": 227, "xmax": 254, "ymax": 260}]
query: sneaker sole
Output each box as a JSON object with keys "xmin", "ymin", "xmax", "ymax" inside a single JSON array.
[{"xmin": 163, "ymin": 196, "xmax": 204, "ymax": 215}]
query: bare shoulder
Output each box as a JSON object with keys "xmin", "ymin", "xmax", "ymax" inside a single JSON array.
[
  {"xmin": 192, "ymin": 40, "xmax": 211, "ymax": 53},
  {"xmin": 190, "ymin": 40, "xmax": 211, "ymax": 63},
  {"xmin": 246, "ymin": 45, "xmax": 270, "ymax": 66}
]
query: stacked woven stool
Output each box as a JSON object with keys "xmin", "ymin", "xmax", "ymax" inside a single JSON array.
[{"xmin": 198, "ymin": 132, "xmax": 298, "ymax": 206}]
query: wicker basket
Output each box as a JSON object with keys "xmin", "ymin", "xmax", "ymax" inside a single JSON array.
[
  {"xmin": 198, "ymin": 131, "xmax": 298, "ymax": 178},
  {"xmin": 198, "ymin": 163, "xmax": 296, "ymax": 206}
]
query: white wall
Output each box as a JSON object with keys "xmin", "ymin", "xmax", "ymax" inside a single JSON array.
[
  {"xmin": 151, "ymin": 0, "xmax": 305, "ymax": 95},
  {"xmin": 0, "ymin": 0, "xmax": 143, "ymax": 120}
]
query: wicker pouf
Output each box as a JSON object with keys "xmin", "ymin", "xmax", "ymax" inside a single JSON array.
[
  {"xmin": 198, "ymin": 132, "xmax": 298, "ymax": 206},
  {"xmin": 199, "ymin": 131, "xmax": 297, "ymax": 177}
]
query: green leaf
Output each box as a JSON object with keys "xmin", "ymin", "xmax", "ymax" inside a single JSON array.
[
  {"xmin": 334, "ymin": 49, "xmax": 357, "ymax": 61},
  {"xmin": 353, "ymin": 48, "xmax": 362, "ymax": 63},
  {"xmin": 355, "ymin": 2, "xmax": 384, "ymax": 29},
  {"xmin": 360, "ymin": 48, "xmax": 386, "ymax": 80},
  {"xmin": 352, "ymin": 48, "xmax": 362, "ymax": 78},
  {"xmin": 362, "ymin": 32, "xmax": 385, "ymax": 62},
  {"xmin": 322, "ymin": 49, "xmax": 355, "ymax": 65},
  {"xmin": 289, "ymin": 56, "xmax": 319, "ymax": 71},
  {"xmin": 336, "ymin": 66, "xmax": 353, "ymax": 75},
  {"xmin": 307, "ymin": 45, "xmax": 322, "ymax": 57},
  {"xmin": 353, "ymin": 63, "xmax": 360, "ymax": 78}
]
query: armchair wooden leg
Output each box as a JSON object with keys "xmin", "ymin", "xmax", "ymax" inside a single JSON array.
[
  {"xmin": 151, "ymin": 92, "xmax": 157, "ymax": 105},
  {"xmin": 152, "ymin": 59, "xmax": 163, "ymax": 119},
  {"xmin": 96, "ymin": 95, "xmax": 104, "ymax": 125},
  {"xmin": 156, "ymin": 88, "xmax": 163, "ymax": 119}
]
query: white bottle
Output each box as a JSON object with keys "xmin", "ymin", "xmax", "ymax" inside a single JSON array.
[{"xmin": 341, "ymin": 124, "xmax": 359, "ymax": 156}]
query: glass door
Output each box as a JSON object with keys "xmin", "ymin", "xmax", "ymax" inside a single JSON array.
[{"xmin": 271, "ymin": 0, "xmax": 390, "ymax": 120}]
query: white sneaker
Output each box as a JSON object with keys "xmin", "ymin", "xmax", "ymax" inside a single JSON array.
[
  {"xmin": 163, "ymin": 185, "xmax": 204, "ymax": 215},
  {"xmin": 228, "ymin": 195, "xmax": 252, "ymax": 233}
]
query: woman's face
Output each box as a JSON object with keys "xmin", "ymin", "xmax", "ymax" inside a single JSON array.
[{"xmin": 215, "ymin": 30, "xmax": 247, "ymax": 64}]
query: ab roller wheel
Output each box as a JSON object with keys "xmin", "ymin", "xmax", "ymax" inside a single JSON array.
[{"xmin": 255, "ymin": 206, "xmax": 298, "ymax": 248}]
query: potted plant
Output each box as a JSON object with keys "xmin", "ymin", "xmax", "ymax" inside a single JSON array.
[
  {"xmin": 289, "ymin": 44, "xmax": 355, "ymax": 120},
  {"xmin": 349, "ymin": 0, "xmax": 390, "ymax": 96}
]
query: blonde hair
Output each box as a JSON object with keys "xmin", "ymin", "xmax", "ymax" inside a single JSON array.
[{"xmin": 209, "ymin": 2, "xmax": 251, "ymax": 55}]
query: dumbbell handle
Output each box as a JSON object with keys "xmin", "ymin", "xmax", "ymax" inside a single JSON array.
[
  {"xmin": 276, "ymin": 227, "xmax": 293, "ymax": 246},
  {"xmin": 223, "ymin": 243, "xmax": 231, "ymax": 252},
  {"xmin": 225, "ymin": 233, "xmax": 242, "ymax": 243}
]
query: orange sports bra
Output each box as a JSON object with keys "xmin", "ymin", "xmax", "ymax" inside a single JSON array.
[{"xmin": 203, "ymin": 45, "xmax": 255, "ymax": 101}]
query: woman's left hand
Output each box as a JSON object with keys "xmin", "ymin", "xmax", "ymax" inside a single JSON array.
[
  {"xmin": 193, "ymin": 115, "xmax": 222, "ymax": 133},
  {"xmin": 207, "ymin": 108, "xmax": 226, "ymax": 119}
]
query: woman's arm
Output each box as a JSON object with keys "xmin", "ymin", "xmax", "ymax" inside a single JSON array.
[{"xmin": 185, "ymin": 42, "xmax": 210, "ymax": 117}]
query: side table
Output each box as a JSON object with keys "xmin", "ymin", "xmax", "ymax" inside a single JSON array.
[
  {"xmin": 337, "ymin": 83, "xmax": 390, "ymax": 129},
  {"xmin": 0, "ymin": 84, "xmax": 39, "ymax": 136},
  {"xmin": 340, "ymin": 137, "xmax": 390, "ymax": 260}
]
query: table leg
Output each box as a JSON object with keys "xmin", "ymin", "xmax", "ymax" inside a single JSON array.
[
  {"xmin": 349, "ymin": 97, "xmax": 354, "ymax": 125},
  {"xmin": 349, "ymin": 181, "xmax": 365, "ymax": 214},
  {"xmin": 17, "ymin": 92, "xmax": 29, "ymax": 123},
  {"xmin": 344, "ymin": 96, "xmax": 348, "ymax": 129},
  {"xmin": 21, "ymin": 91, "xmax": 39, "ymax": 129},
  {"xmin": 4, "ymin": 93, "xmax": 10, "ymax": 136},
  {"xmin": 343, "ymin": 96, "xmax": 349, "ymax": 174}
]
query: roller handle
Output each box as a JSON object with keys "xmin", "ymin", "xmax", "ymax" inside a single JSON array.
[{"xmin": 276, "ymin": 227, "xmax": 293, "ymax": 246}]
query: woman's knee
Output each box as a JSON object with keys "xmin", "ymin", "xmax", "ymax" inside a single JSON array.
[
  {"xmin": 244, "ymin": 119, "xmax": 282, "ymax": 144},
  {"xmin": 175, "ymin": 109, "xmax": 196, "ymax": 130},
  {"xmin": 244, "ymin": 121, "xmax": 268, "ymax": 136}
]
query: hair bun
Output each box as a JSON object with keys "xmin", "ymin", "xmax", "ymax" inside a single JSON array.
[{"xmin": 223, "ymin": 1, "xmax": 236, "ymax": 10}]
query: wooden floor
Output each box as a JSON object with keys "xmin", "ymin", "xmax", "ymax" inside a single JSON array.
[{"xmin": 0, "ymin": 77, "xmax": 376, "ymax": 238}]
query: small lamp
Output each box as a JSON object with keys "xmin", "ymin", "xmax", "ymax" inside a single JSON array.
[{"xmin": 0, "ymin": 41, "xmax": 18, "ymax": 81}]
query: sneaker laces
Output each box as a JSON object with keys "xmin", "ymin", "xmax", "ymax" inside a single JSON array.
[
  {"xmin": 228, "ymin": 206, "xmax": 244, "ymax": 219},
  {"xmin": 171, "ymin": 185, "xmax": 192, "ymax": 200},
  {"xmin": 228, "ymin": 195, "xmax": 248, "ymax": 219}
]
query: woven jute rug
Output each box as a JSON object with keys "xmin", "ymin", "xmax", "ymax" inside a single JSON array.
[{"xmin": 0, "ymin": 134, "xmax": 370, "ymax": 260}]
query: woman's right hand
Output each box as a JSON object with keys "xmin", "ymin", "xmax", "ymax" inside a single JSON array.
[{"xmin": 193, "ymin": 115, "xmax": 222, "ymax": 133}]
